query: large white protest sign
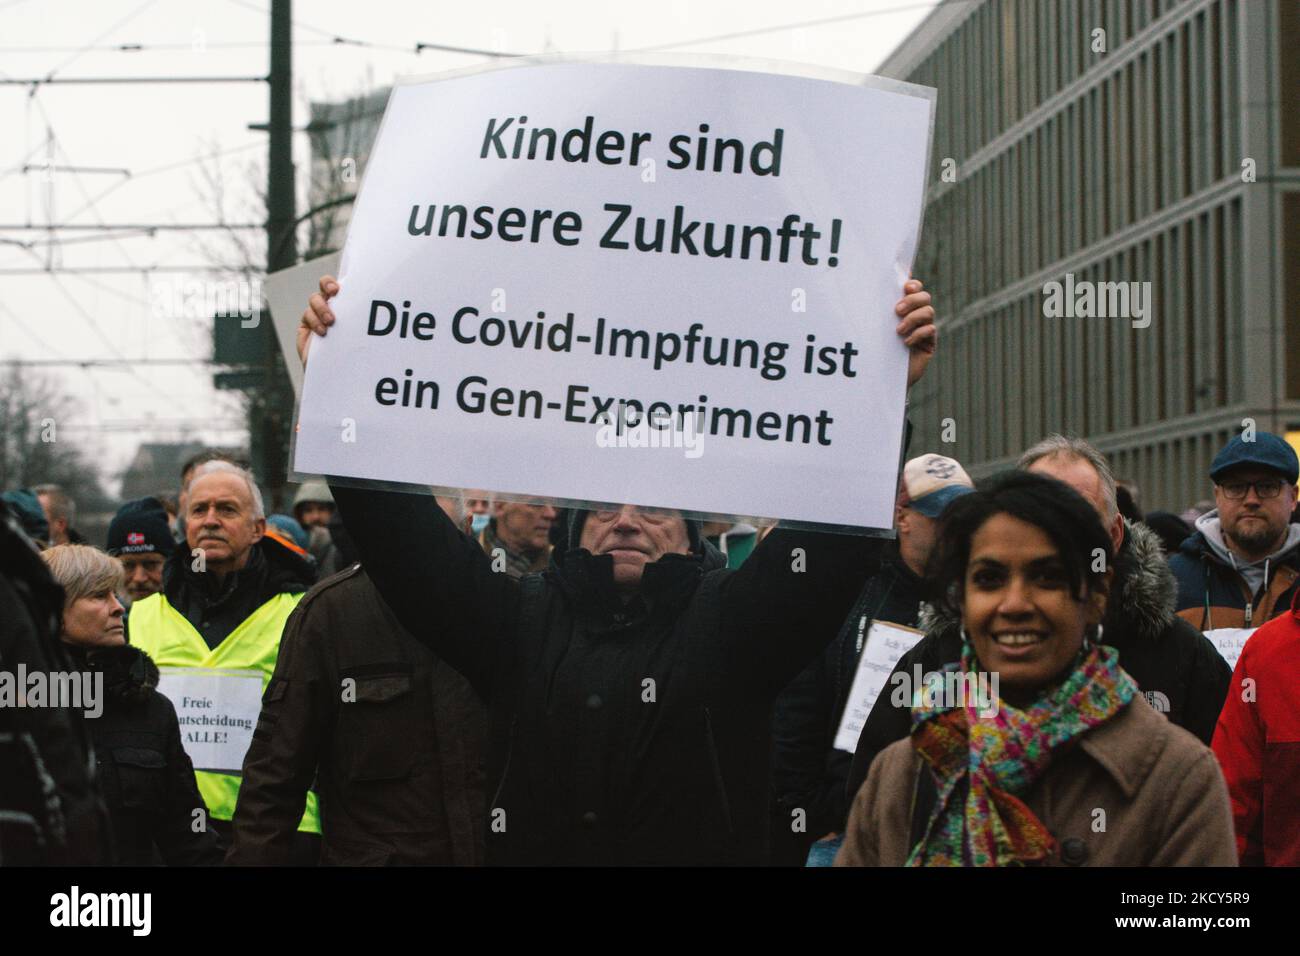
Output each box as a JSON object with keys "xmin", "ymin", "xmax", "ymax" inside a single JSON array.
[
  {"xmin": 293, "ymin": 57, "xmax": 935, "ymax": 529},
  {"xmin": 156, "ymin": 668, "xmax": 263, "ymax": 774}
]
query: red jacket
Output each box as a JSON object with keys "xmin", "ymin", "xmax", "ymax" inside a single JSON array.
[{"xmin": 1212, "ymin": 587, "xmax": 1300, "ymax": 865}]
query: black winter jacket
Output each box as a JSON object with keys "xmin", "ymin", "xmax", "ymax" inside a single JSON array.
[
  {"xmin": 769, "ymin": 547, "xmax": 923, "ymax": 863},
  {"xmin": 845, "ymin": 519, "xmax": 1232, "ymax": 800},
  {"xmin": 72, "ymin": 644, "xmax": 224, "ymax": 866},
  {"xmin": 0, "ymin": 503, "xmax": 111, "ymax": 865},
  {"xmin": 332, "ymin": 485, "xmax": 883, "ymax": 866}
]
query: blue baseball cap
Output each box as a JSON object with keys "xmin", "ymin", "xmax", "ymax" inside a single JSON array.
[
  {"xmin": 1209, "ymin": 432, "xmax": 1299, "ymax": 485},
  {"xmin": 903, "ymin": 454, "xmax": 976, "ymax": 518}
]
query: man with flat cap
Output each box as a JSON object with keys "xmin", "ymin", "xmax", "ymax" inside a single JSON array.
[{"xmin": 1170, "ymin": 432, "xmax": 1300, "ymax": 631}]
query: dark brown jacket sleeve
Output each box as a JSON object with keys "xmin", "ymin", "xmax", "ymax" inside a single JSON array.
[{"xmin": 227, "ymin": 599, "xmax": 325, "ymax": 865}]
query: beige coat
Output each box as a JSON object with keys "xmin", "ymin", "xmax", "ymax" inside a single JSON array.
[{"xmin": 836, "ymin": 695, "xmax": 1237, "ymax": 866}]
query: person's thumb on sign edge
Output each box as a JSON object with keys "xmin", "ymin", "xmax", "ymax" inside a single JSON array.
[{"xmin": 298, "ymin": 274, "xmax": 339, "ymax": 367}]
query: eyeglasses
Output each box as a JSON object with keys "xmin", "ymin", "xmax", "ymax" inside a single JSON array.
[{"xmin": 1217, "ymin": 479, "xmax": 1285, "ymax": 500}]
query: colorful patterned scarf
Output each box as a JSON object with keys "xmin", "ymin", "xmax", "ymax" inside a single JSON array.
[{"xmin": 905, "ymin": 638, "xmax": 1137, "ymax": 867}]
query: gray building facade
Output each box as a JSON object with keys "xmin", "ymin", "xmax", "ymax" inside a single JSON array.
[{"xmin": 880, "ymin": 0, "xmax": 1300, "ymax": 510}]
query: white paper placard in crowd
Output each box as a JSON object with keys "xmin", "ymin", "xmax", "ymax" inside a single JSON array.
[
  {"xmin": 834, "ymin": 619, "xmax": 925, "ymax": 752},
  {"xmin": 1204, "ymin": 626, "xmax": 1255, "ymax": 673},
  {"xmin": 293, "ymin": 57, "xmax": 935, "ymax": 530},
  {"xmin": 156, "ymin": 668, "xmax": 264, "ymax": 774}
]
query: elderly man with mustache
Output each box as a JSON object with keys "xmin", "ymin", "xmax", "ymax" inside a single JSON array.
[{"xmin": 128, "ymin": 460, "xmax": 319, "ymax": 861}]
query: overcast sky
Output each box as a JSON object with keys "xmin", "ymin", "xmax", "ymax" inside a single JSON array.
[{"xmin": 0, "ymin": 0, "xmax": 934, "ymax": 496}]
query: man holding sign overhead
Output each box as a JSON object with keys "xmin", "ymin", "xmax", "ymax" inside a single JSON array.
[{"xmin": 294, "ymin": 59, "xmax": 937, "ymax": 865}]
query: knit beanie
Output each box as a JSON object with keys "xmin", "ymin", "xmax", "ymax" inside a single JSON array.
[{"xmin": 106, "ymin": 497, "xmax": 176, "ymax": 557}]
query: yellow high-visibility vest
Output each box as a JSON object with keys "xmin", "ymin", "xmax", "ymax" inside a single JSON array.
[{"xmin": 129, "ymin": 591, "xmax": 320, "ymax": 833}]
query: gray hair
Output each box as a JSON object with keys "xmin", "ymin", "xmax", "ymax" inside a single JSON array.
[
  {"xmin": 42, "ymin": 544, "xmax": 124, "ymax": 605},
  {"xmin": 188, "ymin": 460, "xmax": 265, "ymax": 519},
  {"xmin": 1017, "ymin": 434, "xmax": 1118, "ymax": 520},
  {"xmin": 34, "ymin": 483, "xmax": 75, "ymax": 527}
]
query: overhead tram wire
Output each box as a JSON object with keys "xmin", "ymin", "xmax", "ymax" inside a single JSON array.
[
  {"xmin": 42, "ymin": 271, "xmax": 176, "ymax": 404},
  {"xmin": 1, "ymin": 357, "xmax": 224, "ymax": 367},
  {"xmin": 1, "ymin": 76, "xmax": 267, "ymax": 86},
  {"xmin": 1, "ymin": 223, "xmax": 264, "ymax": 254},
  {"xmin": 14, "ymin": 110, "xmax": 186, "ymax": 405},
  {"xmin": 630, "ymin": 1, "xmax": 960, "ymax": 52},
  {"xmin": 0, "ymin": 140, "xmax": 55, "ymax": 181},
  {"xmin": 0, "ymin": 298, "xmax": 68, "ymax": 359},
  {"xmin": 0, "ymin": 9, "xmax": 290, "ymax": 436},
  {"xmin": 39, "ymin": 0, "xmax": 162, "ymax": 83},
  {"xmin": 0, "ymin": 223, "xmax": 264, "ymax": 231},
  {"xmin": 28, "ymin": 98, "xmax": 168, "ymax": 365},
  {"xmin": 54, "ymin": 420, "xmax": 249, "ymax": 434},
  {"xmin": 0, "ymin": 40, "xmax": 344, "ymax": 54},
  {"xmin": 13, "ymin": 229, "xmax": 256, "ymax": 251},
  {"xmin": 222, "ymin": 0, "xmax": 523, "ymax": 57},
  {"xmin": 58, "ymin": 141, "xmax": 265, "ymax": 223},
  {"xmin": 19, "ymin": 94, "xmax": 239, "ymax": 329},
  {"xmin": 0, "ymin": 265, "xmax": 248, "ymax": 274}
]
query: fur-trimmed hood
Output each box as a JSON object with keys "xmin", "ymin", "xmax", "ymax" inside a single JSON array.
[
  {"xmin": 916, "ymin": 518, "xmax": 1177, "ymax": 642},
  {"xmin": 74, "ymin": 644, "xmax": 161, "ymax": 705}
]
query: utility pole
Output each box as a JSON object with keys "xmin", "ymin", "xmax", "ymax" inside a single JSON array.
[
  {"xmin": 268, "ymin": 0, "xmax": 295, "ymax": 273},
  {"xmin": 260, "ymin": 0, "xmax": 295, "ymax": 511}
]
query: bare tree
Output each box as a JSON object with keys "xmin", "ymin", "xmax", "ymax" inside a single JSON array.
[{"xmin": 0, "ymin": 364, "xmax": 109, "ymax": 513}]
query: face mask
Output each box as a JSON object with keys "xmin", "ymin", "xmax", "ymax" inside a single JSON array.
[{"xmin": 470, "ymin": 513, "xmax": 491, "ymax": 535}]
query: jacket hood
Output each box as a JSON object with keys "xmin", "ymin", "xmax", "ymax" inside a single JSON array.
[
  {"xmin": 255, "ymin": 533, "xmax": 317, "ymax": 591},
  {"xmin": 68, "ymin": 644, "xmax": 159, "ymax": 704},
  {"xmin": 916, "ymin": 518, "xmax": 1177, "ymax": 643},
  {"xmin": 1108, "ymin": 518, "xmax": 1178, "ymax": 640},
  {"xmin": 1190, "ymin": 509, "xmax": 1300, "ymax": 571}
]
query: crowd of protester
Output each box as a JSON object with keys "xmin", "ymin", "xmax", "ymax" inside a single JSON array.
[{"xmin": 2, "ymin": 273, "xmax": 1298, "ymax": 867}]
